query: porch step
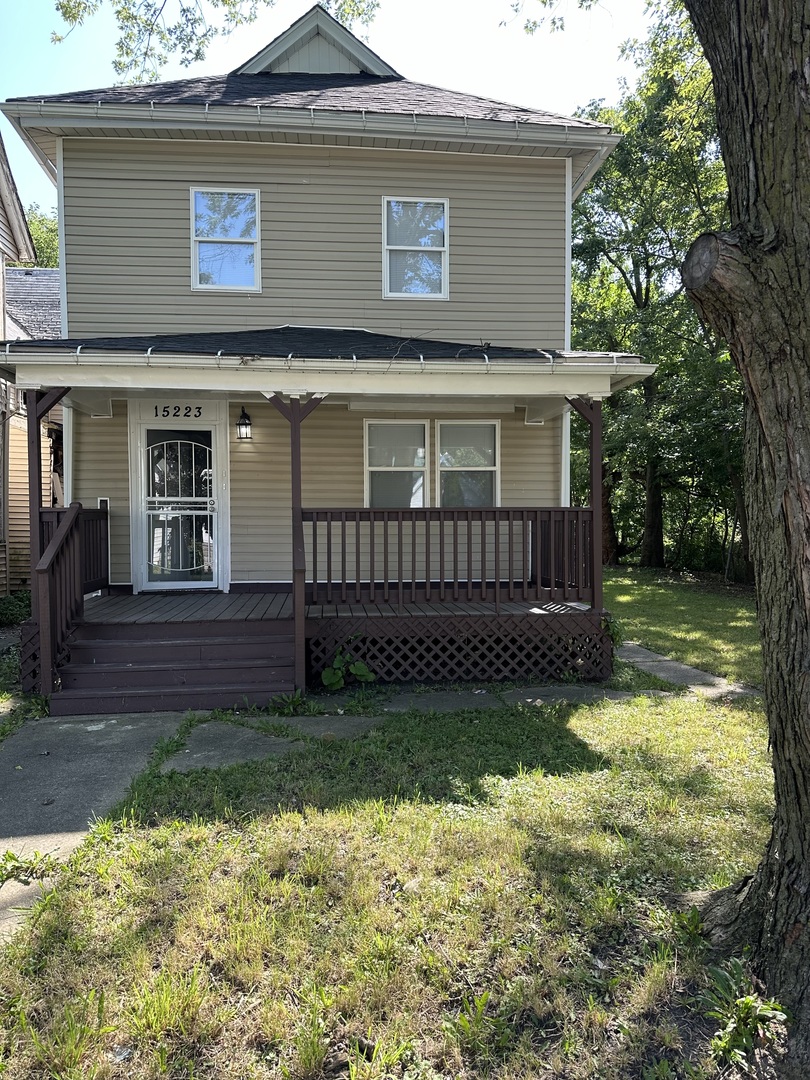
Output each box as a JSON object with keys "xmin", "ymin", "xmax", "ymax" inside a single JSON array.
[
  {"xmin": 48, "ymin": 682, "xmax": 295, "ymax": 717},
  {"xmin": 59, "ymin": 658, "xmax": 292, "ymax": 690},
  {"xmin": 71, "ymin": 618, "xmax": 294, "ymax": 641},
  {"xmin": 52, "ymin": 627, "xmax": 296, "ymax": 716},
  {"xmin": 67, "ymin": 635, "xmax": 294, "ymax": 666}
]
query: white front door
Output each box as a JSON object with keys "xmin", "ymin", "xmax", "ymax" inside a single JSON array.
[
  {"xmin": 129, "ymin": 399, "xmax": 230, "ymax": 593},
  {"xmin": 143, "ymin": 427, "xmax": 217, "ymax": 589}
]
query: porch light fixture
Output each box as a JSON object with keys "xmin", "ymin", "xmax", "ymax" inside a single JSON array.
[{"xmin": 236, "ymin": 406, "xmax": 253, "ymax": 440}]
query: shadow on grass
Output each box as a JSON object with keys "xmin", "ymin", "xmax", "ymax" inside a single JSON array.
[{"xmin": 119, "ymin": 703, "xmax": 609, "ymax": 824}]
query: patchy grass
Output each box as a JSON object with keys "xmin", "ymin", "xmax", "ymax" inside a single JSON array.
[
  {"xmin": 0, "ymin": 647, "xmax": 49, "ymax": 745},
  {"xmin": 0, "ymin": 693, "xmax": 772, "ymax": 1079},
  {"xmin": 604, "ymin": 569, "xmax": 761, "ymax": 687}
]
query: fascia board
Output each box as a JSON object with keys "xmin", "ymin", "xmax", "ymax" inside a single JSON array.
[{"xmin": 3, "ymin": 100, "xmax": 617, "ymax": 150}]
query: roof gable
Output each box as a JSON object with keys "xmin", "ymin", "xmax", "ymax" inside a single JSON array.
[{"xmin": 234, "ymin": 4, "xmax": 399, "ymax": 78}]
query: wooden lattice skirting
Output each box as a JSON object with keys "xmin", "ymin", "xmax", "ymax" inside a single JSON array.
[
  {"xmin": 307, "ymin": 612, "xmax": 612, "ymax": 685},
  {"xmin": 20, "ymin": 619, "xmax": 40, "ymax": 693}
]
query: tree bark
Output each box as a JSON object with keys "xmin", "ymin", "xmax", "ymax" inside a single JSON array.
[
  {"xmin": 602, "ymin": 465, "xmax": 621, "ymax": 566},
  {"xmin": 681, "ymin": 5, "xmax": 810, "ymax": 1069},
  {"xmin": 639, "ymin": 458, "xmax": 666, "ymax": 568}
]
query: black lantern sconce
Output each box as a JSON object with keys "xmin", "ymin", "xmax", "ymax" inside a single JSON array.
[{"xmin": 236, "ymin": 406, "xmax": 253, "ymax": 440}]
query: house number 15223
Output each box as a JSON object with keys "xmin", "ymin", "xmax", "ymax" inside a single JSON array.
[{"xmin": 154, "ymin": 405, "xmax": 203, "ymax": 418}]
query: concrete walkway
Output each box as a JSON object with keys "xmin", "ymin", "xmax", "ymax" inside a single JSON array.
[
  {"xmin": 0, "ymin": 645, "xmax": 760, "ymax": 940},
  {"xmin": 617, "ymin": 643, "xmax": 760, "ymax": 699}
]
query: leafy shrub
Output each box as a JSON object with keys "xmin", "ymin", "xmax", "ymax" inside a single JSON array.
[{"xmin": 0, "ymin": 591, "xmax": 30, "ymax": 627}]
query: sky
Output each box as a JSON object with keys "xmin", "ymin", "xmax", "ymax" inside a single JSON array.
[{"xmin": 0, "ymin": 0, "xmax": 650, "ymax": 214}]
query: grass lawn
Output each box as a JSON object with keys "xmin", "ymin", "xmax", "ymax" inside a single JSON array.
[
  {"xmin": 0, "ymin": 691, "xmax": 774, "ymax": 1079},
  {"xmin": 604, "ymin": 569, "xmax": 762, "ymax": 687}
]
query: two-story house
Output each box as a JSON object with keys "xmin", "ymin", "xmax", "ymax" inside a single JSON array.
[{"xmin": 0, "ymin": 5, "xmax": 653, "ymax": 715}]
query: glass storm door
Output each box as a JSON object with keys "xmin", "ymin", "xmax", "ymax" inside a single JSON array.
[{"xmin": 144, "ymin": 428, "xmax": 217, "ymax": 588}]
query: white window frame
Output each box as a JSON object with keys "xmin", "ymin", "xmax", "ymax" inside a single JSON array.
[
  {"xmin": 190, "ymin": 186, "xmax": 261, "ymax": 292},
  {"xmin": 436, "ymin": 420, "xmax": 501, "ymax": 508},
  {"xmin": 364, "ymin": 419, "xmax": 430, "ymax": 508},
  {"xmin": 382, "ymin": 196, "xmax": 449, "ymax": 300}
]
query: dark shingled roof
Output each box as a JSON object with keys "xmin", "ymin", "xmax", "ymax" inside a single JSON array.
[
  {"xmin": 4, "ymin": 325, "xmax": 556, "ymax": 362},
  {"xmin": 5, "ymin": 268, "xmax": 61, "ymax": 339},
  {"xmin": 10, "ymin": 72, "xmax": 602, "ymax": 131}
]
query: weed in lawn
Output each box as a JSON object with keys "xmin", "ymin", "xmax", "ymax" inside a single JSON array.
[
  {"xmin": 290, "ymin": 985, "xmax": 334, "ymax": 1078},
  {"xmin": 701, "ymin": 956, "xmax": 787, "ymax": 1069},
  {"xmin": 20, "ymin": 988, "xmax": 114, "ymax": 1077},
  {"xmin": 127, "ymin": 966, "xmax": 217, "ymax": 1046},
  {"xmin": 443, "ymin": 990, "xmax": 512, "ymax": 1061},
  {"xmin": 605, "ymin": 659, "xmax": 681, "ymax": 695},
  {"xmin": 0, "ymin": 849, "xmax": 59, "ymax": 889}
]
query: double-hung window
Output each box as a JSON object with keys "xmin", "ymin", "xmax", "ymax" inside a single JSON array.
[
  {"xmin": 365, "ymin": 421, "xmax": 428, "ymax": 508},
  {"xmin": 191, "ymin": 188, "xmax": 260, "ymax": 291},
  {"xmin": 437, "ymin": 422, "xmax": 499, "ymax": 507},
  {"xmin": 383, "ymin": 197, "xmax": 448, "ymax": 299}
]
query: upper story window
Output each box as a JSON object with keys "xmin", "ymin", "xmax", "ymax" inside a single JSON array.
[
  {"xmin": 437, "ymin": 422, "xmax": 499, "ymax": 507},
  {"xmin": 365, "ymin": 421, "xmax": 428, "ymax": 507},
  {"xmin": 383, "ymin": 198, "xmax": 448, "ymax": 300},
  {"xmin": 191, "ymin": 188, "xmax": 260, "ymax": 291}
]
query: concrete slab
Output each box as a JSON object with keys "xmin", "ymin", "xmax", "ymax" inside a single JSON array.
[
  {"xmin": 287, "ymin": 715, "xmax": 382, "ymax": 740},
  {"xmin": 160, "ymin": 721, "xmax": 304, "ymax": 774},
  {"xmin": 382, "ymin": 690, "xmax": 504, "ymax": 712},
  {"xmin": 0, "ymin": 710, "xmax": 187, "ymax": 941},
  {"xmin": 501, "ymin": 685, "xmax": 633, "ymax": 705}
]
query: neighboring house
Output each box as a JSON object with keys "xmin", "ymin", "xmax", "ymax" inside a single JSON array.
[
  {"xmin": 0, "ymin": 134, "xmax": 52, "ymax": 596},
  {"xmin": 4, "ymin": 268, "xmax": 63, "ymax": 591},
  {"xmin": 0, "ymin": 5, "xmax": 654, "ymax": 714}
]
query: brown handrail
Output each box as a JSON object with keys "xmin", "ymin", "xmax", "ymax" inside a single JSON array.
[
  {"xmin": 301, "ymin": 506, "xmax": 595, "ymax": 607},
  {"xmin": 36, "ymin": 502, "xmax": 84, "ymax": 694},
  {"xmin": 41, "ymin": 506, "xmax": 109, "ymax": 593}
]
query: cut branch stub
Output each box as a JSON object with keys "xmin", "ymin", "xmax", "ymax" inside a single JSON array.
[{"xmin": 681, "ymin": 232, "xmax": 720, "ymax": 291}]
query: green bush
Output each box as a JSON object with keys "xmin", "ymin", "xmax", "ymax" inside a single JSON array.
[{"xmin": 0, "ymin": 591, "xmax": 30, "ymax": 627}]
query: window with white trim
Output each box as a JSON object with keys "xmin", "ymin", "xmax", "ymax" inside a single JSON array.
[
  {"xmin": 437, "ymin": 422, "xmax": 499, "ymax": 507},
  {"xmin": 365, "ymin": 421, "xmax": 428, "ymax": 507},
  {"xmin": 383, "ymin": 198, "xmax": 448, "ymax": 299},
  {"xmin": 191, "ymin": 188, "xmax": 260, "ymax": 290}
]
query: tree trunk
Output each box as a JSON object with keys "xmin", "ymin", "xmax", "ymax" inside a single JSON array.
[
  {"xmin": 639, "ymin": 458, "xmax": 665, "ymax": 567},
  {"xmin": 682, "ymin": 4, "xmax": 810, "ymax": 1069},
  {"xmin": 602, "ymin": 466, "xmax": 621, "ymax": 566}
]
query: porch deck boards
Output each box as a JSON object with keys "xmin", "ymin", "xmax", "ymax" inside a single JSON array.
[{"xmin": 82, "ymin": 591, "xmax": 586, "ymax": 624}]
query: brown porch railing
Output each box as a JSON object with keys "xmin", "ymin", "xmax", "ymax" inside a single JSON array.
[
  {"xmin": 41, "ymin": 506, "xmax": 109, "ymax": 592},
  {"xmin": 35, "ymin": 503, "xmax": 85, "ymax": 694},
  {"xmin": 302, "ymin": 507, "xmax": 595, "ymax": 607}
]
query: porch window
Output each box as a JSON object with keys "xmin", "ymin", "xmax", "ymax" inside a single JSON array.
[
  {"xmin": 383, "ymin": 198, "xmax": 448, "ymax": 298},
  {"xmin": 437, "ymin": 421, "xmax": 499, "ymax": 507},
  {"xmin": 365, "ymin": 421, "xmax": 428, "ymax": 507},
  {"xmin": 191, "ymin": 188, "xmax": 260, "ymax": 290}
]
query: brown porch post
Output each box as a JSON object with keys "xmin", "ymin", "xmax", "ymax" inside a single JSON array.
[
  {"xmin": 266, "ymin": 393, "xmax": 324, "ymax": 691},
  {"xmin": 26, "ymin": 391, "xmax": 44, "ymax": 623},
  {"xmin": 290, "ymin": 396, "xmax": 306, "ymax": 691},
  {"xmin": 566, "ymin": 397, "xmax": 604, "ymax": 610}
]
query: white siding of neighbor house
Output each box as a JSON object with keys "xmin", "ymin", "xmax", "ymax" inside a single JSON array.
[
  {"xmin": 62, "ymin": 139, "xmax": 567, "ymax": 348},
  {"xmin": 0, "ymin": 202, "xmax": 14, "ymax": 261},
  {"xmin": 7, "ymin": 417, "xmax": 51, "ymax": 590},
  {"xmin": 72, "ymin": 403, "xmax": 131, "ymax": 583},
  {"xmin": 72, "ymin": 400, "xmax": 560, "ymax": 585}
]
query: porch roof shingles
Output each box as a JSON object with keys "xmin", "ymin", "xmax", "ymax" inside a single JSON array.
[
  {"xmin": 4, "ymin": 325, "xmax": 560, "ymax": 362},
  {"xmin": 8, "ymin": 72, "xmax": 605, "ymax": 133}
]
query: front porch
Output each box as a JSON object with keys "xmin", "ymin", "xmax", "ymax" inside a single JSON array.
[{"xmin": 26, "ymin": 501, "xmax": 611, "ymax": 715}]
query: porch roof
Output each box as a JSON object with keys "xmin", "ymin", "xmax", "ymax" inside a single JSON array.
[{"xmin": 3, "ymin": 324, "xmax": 636, "ymax": 364}]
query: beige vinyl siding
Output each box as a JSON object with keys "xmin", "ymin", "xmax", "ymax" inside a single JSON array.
[
  {"xmin": 229, "ymin": 402, "xmax": 560, "ymax": 582},
  {"xmin": 63, "ymin": 140, "xmax": 566, "ymax": 347},
  {"xmin": 72, "ymin": 403, "xmax": 131, "ymax": 583},
  {"xmin": 272, "ymin": 38, "xmax": 362, "ymax": 73},
  {"xmin": 7, "ymin": 416, "xmax": 51, "ymax": 590}
]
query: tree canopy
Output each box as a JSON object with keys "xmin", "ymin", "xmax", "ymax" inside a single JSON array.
[{"xmin": 53, "ymin": 0, "xmax": 379, "ymax": 81}]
